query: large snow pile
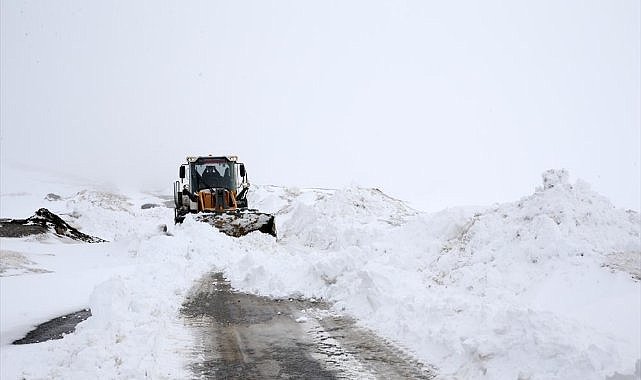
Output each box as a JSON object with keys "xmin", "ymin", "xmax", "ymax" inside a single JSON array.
[
  {"xmin": 238, "ymin": 170, "xmax": 640, "ymax": 379},
  {"xmin": 1, "ymin": 167, "xmax": 639, "ymax": 379}
]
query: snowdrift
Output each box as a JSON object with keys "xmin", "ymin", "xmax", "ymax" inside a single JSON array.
[
  {"xmin": 242, "ymin": 170, "xmax": 640, "ymax": 379},
  {"xmin": 1, "ymin": 168, "xmax": 639, "ymax": 379}
]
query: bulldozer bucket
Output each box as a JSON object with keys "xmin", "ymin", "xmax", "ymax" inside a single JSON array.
[{"xmin": 195, "ymin": 211, "xmax": 276, "ymax": 238}]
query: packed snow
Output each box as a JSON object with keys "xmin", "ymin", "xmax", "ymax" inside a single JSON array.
[{"xmin": 0, "ymin": 165, "xmax": 639, "ymax": 379}]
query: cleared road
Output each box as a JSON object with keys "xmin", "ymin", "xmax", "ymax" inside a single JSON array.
[{"xmin": 182, "ymin": 272, "xmax": 434, "ymax": 379}]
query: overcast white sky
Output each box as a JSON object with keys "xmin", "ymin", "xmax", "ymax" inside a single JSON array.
[{"xmin": 1, "ymin": 0, "xmax": 639, "ymax": 211}]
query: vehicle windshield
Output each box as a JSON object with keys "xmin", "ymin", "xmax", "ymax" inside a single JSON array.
[{"xmin": 192, "ymin": 159, "xmax": 236, "ymax": 191}]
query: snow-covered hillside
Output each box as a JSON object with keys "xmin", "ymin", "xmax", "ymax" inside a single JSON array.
[{"xmin": 1, "ymin": 167, "xmax": 639, "ymax": 379}]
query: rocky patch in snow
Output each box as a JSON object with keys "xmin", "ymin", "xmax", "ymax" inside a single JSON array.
[
  {"xmin": 12, "ymin": 309, "xmax": 92, "ymax": 345},
  {"xmin": 0, "ymin": 208, "xmax": 106, "ymax": 242}
]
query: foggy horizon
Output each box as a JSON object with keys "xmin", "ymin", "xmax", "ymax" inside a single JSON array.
[{"xmin": 1, "ymin": 1, "xmax": 639, "ymax": 212}]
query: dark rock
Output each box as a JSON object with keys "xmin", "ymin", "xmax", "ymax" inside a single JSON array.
[
  {"xmin": 141, "ymin": 203, "xmax": 160, "ymax": 209},
  {"xmin": 13, "ymin": 309, "xmax": 92, "ymax": 345},
  {"xmin": 44, "ymin": 193, "xmax": 62, "ymax": 201},
  {"xmin": 0, "ymin": 222, "xmax": 48, "ymax": 237},
  {"xmin": 0, "ymin": 208, "xmax": 106, "ymax": 242}
]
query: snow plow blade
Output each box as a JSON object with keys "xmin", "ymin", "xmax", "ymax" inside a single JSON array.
[{"xmin": 195, "ymin": 211, "xmax": 276, "ymax": 238}]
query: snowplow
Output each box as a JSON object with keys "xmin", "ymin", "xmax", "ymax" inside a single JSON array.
[{"xmin": 173, "ymin": 155, "xmax": 276, "ymax": 237}]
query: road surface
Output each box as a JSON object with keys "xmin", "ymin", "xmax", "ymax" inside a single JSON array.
[{"xmin": 181, "ymin": 272, "xmax": 435, "ymax": 379}]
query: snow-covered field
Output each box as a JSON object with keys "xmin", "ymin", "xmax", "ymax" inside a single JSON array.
[{"xmin": 1, "ymin": 165, "xmax": 639, "ymax": 379}]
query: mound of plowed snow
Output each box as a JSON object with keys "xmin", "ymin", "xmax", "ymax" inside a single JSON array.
[
  {"xmin": 241, "ymin": 171, "xmax": 640, "ymax": 379},
  {"xmin": 1, "ymin": 166, "xmax": 639, "ymax": 379}
]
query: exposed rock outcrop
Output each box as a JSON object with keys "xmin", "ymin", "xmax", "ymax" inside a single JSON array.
[{"xmin": 0, "ymin": 208, "xmax": 106, "ymax": 242}]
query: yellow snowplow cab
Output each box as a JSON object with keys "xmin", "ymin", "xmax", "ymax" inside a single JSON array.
[{"xmin": 173, "ymin": 155, "xmax": 276, "ymax": 237}]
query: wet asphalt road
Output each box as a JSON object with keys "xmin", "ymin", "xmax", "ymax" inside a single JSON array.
[{"xmin": 181, "ymin": 273, "xmax": 434, "ymax": 380}]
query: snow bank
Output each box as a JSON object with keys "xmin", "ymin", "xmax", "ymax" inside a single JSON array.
[
  {"xmin": 237, "ymin": 170, "xmax": 640, "ymax": 379},
  {"xmin": 1, "ymin": 167, "xmax": 639, "ymax": 379}
]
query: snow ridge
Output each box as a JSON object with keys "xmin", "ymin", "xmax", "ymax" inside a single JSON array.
[{"xmin": 1, "ymin": 168, "xmax": 639, "ymax": 379}]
